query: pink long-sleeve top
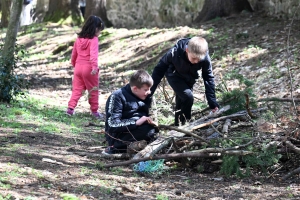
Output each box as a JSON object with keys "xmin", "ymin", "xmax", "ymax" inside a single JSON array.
[{"xmin": 71, "ymin": 36, "xmax": 99, "ymax": 71}]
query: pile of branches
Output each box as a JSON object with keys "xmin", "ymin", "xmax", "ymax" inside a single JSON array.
[{"xmin": 102, "ymin": 104, "xmax": 300, "ymax": 181}]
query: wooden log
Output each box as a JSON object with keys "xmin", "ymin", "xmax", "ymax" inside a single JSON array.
[
  {"xmin": 285, "ymin": 141, "xmax": 300, "ymax": 154},
  {"xmin": 186, "ymin": 105, "xmax": 231, "ymax": 129},
  {"xmin": 192, "ymin": 113, "xmax": 246, "ymax": 131},
  {"xmin": 222, "ymin": 119, "xmax": 231, "ymax": 133},
  {"xmin": 158, "ymin": 125, "xmax": 208, "ymax": 143},
  {"xmin": 132, "ymin": 130, "xmax": 185, "ymax": 160},
  {"xmin": 282, "ymin": 166, "xmax": 300, "ymax": 180}
]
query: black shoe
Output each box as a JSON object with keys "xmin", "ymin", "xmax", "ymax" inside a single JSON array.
[{"xmin": 102, "ymin": 146, "xmax": 116, "ymax": 155}]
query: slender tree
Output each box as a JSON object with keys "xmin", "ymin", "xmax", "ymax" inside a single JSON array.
[
  {"xmin": 3, "ymin": 0, "xmax": 22, "ymax": 61},
  {"xmin": 0, "ymin": 0, "xmax": 24, "ymax": 103},
  {"xmin": 0, "ymin": 0, "xmax": 12, "ymax": 27}
]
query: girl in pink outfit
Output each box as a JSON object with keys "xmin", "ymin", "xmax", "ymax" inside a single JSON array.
[{"xmin": 66, "ymin": 15, "xmax": 105, "ymax": 119}]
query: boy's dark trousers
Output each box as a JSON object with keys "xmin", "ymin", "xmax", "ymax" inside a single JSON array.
[
  {"xmin": 166, "ymin": 74, "xmax": 194, "ymax": 126},
  {"xmin": 106, "ymin": 124, "xmax": 157, "ymax": 152}
]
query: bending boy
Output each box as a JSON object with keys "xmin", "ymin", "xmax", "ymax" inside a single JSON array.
[
  {"xmin": 151, "ymin": 37, "xmax": 219, "ymax": 126},
  {"xmin": 103, "ymin": 70, "xmax": 157, "ymax": 154}
]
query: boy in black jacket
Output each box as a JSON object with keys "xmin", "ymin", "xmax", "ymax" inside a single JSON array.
[
  {"xmin": 151, "ymin": 37, "xmax": 219, "ymax": 126},
  {"xmin": 103, "ymin": 70, "xmax": 157, "ymax": 154}
]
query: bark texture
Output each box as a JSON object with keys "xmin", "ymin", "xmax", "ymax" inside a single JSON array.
[
  {"xmin": 195, "ymin": 0, "xmax": 253, "ymax": 22},
  {"xmin": 85, "ymin": 0, "xmax": 112, "ymax": 27}
]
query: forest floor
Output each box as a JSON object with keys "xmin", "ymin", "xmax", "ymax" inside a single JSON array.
[{"xmin": 0, "ymin": 12, "xmax": 300, "ymax": 199}]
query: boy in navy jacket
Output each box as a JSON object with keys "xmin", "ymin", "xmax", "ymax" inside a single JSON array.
[
  {"xmin": 151, "ymin": 37, "xmax": 219, "ymax": 126},
  {"xmin": 103, "ymin": 70, "xmax": 157, "ymax": 154}
]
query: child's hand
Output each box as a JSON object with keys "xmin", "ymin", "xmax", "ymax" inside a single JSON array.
[
  {"xmin": 136, "ymin": 116, "xmax": 152, "ymax": 126},
  {"xmin": 146, "ymin": 118, "xmax": 158, "ymax": 127},
  {"xmin": 91, "ymin": 69, "xmax": 98, "ymax": 75}
]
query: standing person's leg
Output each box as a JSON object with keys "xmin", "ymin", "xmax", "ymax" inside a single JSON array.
[
  {"xmin": 174, "ymin": 94, "xmax": 182, "ymax": 126},
  {"xmin": 166, "ymin": 75, "xmax": 194, "ymax": 125},
  {"xmin": 81, "ymin": 65, "xmax": 99, "ymax": 113},
  {"xmin": 68, "ymin": 67, "xmax": 86, "ymax": 110}
]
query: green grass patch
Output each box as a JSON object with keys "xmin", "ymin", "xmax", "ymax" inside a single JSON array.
[{"xmin": 0, "ymin": 96, "xmax": 94, "ymax": 135}]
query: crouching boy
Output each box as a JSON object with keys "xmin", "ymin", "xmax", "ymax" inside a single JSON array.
[{"xmin": 103, "ymin": 70, "xmax": 157, "ymax": 154}]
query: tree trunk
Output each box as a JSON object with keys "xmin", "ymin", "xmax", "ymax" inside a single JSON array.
[
  {"xmin": 32, "ymin": 0, "xmax": 49, "ymax": 22},
  {"xmin": 44, "ymin": 0, "xmax": 70, "ymax": 22},
  {"xmin": 43, "ymin": 0, "xmax": 82, "ymax": 25},
  {"xmin": 0, "ymin": 0, "xmax": 12, "ymax": 28},
  {"xmin": 3, "ymin": 0, "xmax": 22, "ymax": 66},
  {"xmin": 85, "ymin": 0, "xmax": 112, "ymax": 27},
  {"xmin": 71, "ymin": 0, "xmax": 83, "ymax": 26},
  {"xmin": 195, "ymin": 0, "xmax": 253, "ymax": 22}
]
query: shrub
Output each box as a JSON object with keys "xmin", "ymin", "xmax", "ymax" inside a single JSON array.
[{"xmin": 0, "ymin": 41, "xmax": 29, "ymax": 103}]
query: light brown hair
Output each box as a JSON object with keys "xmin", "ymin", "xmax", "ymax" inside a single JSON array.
[
  {"xmin": 129, "ymin": 70, "xmax": 153, "ymax": 88},
  {"xmin": 187, "ymin": 37, "xmax": 208, "ymax": 60}
]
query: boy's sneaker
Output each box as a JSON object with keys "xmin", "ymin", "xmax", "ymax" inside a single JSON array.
[
  {"xmin": 102, "ymin": 146, "xmax": 115, "ymax": 155},
  {"xmin": 66, "ymin": 108, "xmax": 74, "ymax": 116},
  {"xmin": 92, "ymin": 112, "xmax": 105, "ymax": 120}
]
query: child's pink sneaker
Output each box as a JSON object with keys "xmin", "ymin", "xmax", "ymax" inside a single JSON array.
[
  {"xmin": 66, "ymin": 108, "xmax": 75, "ymax": 116},
  {"xmin": 92, "ymin": 112, "xmax": 105, "ymax": 120}
]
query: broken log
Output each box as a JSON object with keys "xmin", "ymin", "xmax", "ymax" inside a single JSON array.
[
  {"xmin": 192, "ymin": 113, "xmax": 246, "ymax": 131},
  {"xmin": 282, "ymin": 166, "xmax": 300, "ymax": 180},
  {"xmin": 158, "ymin": 125, "xmax": 208, "ymax": 143},
  {"xmin": 222, "ymin": 119, "xmax": 231, "ymax": 134},
  {"xmin": 285, "ymin": 141, "xmax": 300, "ymax": 154},
  {"xmin": 132, "ymin": 130, "xmax": 185, "ymax": 160}
]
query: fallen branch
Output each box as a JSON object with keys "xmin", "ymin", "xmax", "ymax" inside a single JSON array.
[
  {"xmin": 132, "ymin": 135, "xmax": 173, "ymax": 160},
  {"xmin": 282, "ymin": 166, "xmax": 300, "ymax": 181},
  {"xmin": 188, "ymin": 105, "xmax": 231, "ymax": 128},
  {"xmin": 257, "ymin": 97, "xmax": 300, "ymax": 103},
  {"xmin": 222, "ymin": 119, "xmax": 231, "ymax": 134},
  {"xmin": 285, "ymin": 141, "xmax": 300, "ymax": 154},
  {"xmin": 192, "ymin": 113, "xmax": 246, "ymax": 131},
  {"xmin": 189, "ymin": 107, "xmax": 266, "ymax": 132},
  {"xmin": 158, "ymin": 125, "xmax": 208, "ymax": 143},
  {"xmin": 103, "ymin": 149, "xmax": 253, "ymax": 168}
]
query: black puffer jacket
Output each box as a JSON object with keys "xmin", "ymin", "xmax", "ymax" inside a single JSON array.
[
  {"xmin": 151, "ymin": 38, "xmax": 219, "ymax": 109},
  {"xmin": 105, "ymin": 84, "xmax": 151, "ymax": 133}
]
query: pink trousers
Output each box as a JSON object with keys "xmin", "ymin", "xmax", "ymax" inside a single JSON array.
[{"xmin": 68, "ymin": 63, "xmax": 99, "ymax": 113}]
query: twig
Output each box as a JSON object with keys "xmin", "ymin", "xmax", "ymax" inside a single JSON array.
[
  {"xmin": 210, "ymin": 124, "xmax": 223, "ymax": 136},
  {"xmin": 267, "ymin": 165, "xmax": 283, "ymax": 179},
  {"xmin": 245, "ymin": 93, "xmax": 255, "ymax": 118},
  {"xmin": 286, "ymin": 2, "xmax": 300, "ymax": 115}
]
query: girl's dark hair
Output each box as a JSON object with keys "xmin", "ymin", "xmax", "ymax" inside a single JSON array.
[{"xmin": 78, "ymin": 15, "xmax": 104, "ymax": 39}]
